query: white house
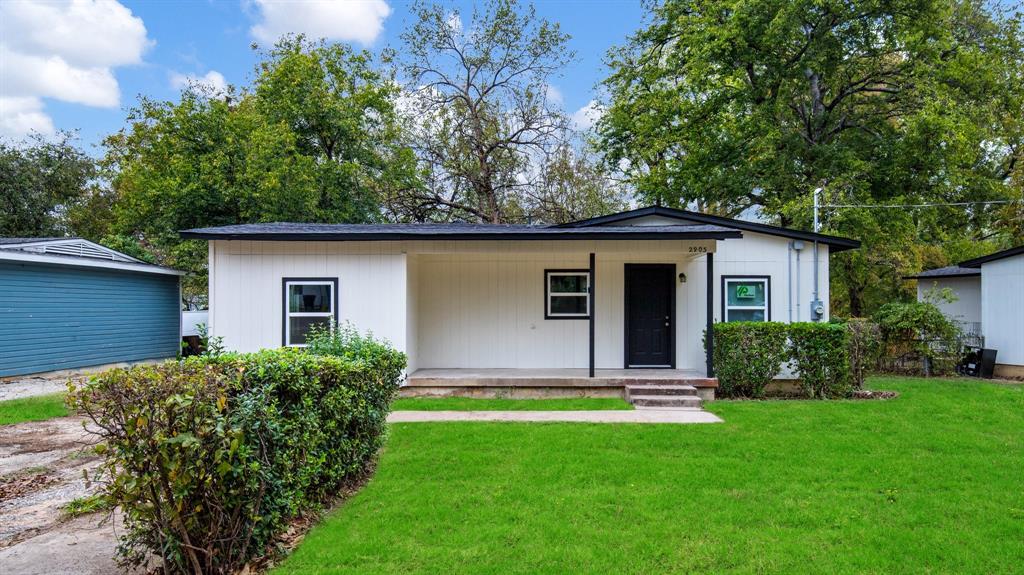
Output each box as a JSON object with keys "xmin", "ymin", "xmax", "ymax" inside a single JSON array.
[
  {"xmin": 181, "ymin": 206, "xmax": 859, "ymax": 400},
  {"xmin": 959, "ymin": 246, "xmax": 1024, "ymax": 379},
  {"xmin": 905, "ymin": 265, "xmax": 982, "ymax": 338}
]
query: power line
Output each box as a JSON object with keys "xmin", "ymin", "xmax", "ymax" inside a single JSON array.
[{"xmin": 820, "ymin": 199, "xmax": 1019, "ymax": 209}]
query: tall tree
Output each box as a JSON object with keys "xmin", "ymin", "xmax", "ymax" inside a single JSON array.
[
  {"xmin": 523, "ymin": 145, "xmax": 630, "ymax": 223},
  {"xmin": 597, "ymin": 0, "xmax": 1023, "ymax": 315},
  {"xmin": 393, "ymin": 0, "xmax": 577, "ymax": 223},
  {"xmin": 102, "ymin": 37, "xmax": 416, "ymax": 298},
  {"xmin": 0, "ymin": 132, "xmax": 96, "ymax": 237}
]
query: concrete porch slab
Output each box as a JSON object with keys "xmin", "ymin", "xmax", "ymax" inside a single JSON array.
[
  {"xmin": 406, "ymin": 368, "xmax": 717, "ymax": 388},
  {"xmin": 387, "ymin": 409, "xmax": 723, "ymax": 424}
]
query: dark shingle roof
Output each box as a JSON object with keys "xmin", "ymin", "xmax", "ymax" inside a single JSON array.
[
  {"xmin": 904, "ymin": 265, "xmax": 981, "ymax": 280},
  {"xmin": 959, "ymin": 245, "xmax": 1024, "ymax": 268},
  {"xmin": 180, "ymin": 222, "xmax": 743, "ymax": 241},
  {"xmin": 554, "ymin": 206, "xmax": 861, "ymax": 252}
]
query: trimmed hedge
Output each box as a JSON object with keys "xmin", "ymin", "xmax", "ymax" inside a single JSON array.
[
  {"xmin": 711, "ymin": 322, "xmax": 789, "ymax": 398},
  {"xmin": 68, "ymin": 337, "xmax": 405, "ymax": 574},
  {"xmin": 788, "ymin": 322, "xmax": 852, "ymax": 399},
  {"xmin": 711, "ymin": 322, "xmax": 857, "ymax": 399}
]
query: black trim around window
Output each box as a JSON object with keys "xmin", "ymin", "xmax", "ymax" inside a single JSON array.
[
  {"xmin": 544, "ymin": 269, "xmax": 590, "ymax": 320},
  {"xmin": 720, "ymin": 275, "xmax": 771, "ymax": 322},
  {"xmin": 282, "ymin": 277, "xmax": 339, "ymax": 346}
]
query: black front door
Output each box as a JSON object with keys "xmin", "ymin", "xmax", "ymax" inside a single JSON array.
[{"xmin": 625, "ymin": 264, "xmax": 675, "ymax": 368}]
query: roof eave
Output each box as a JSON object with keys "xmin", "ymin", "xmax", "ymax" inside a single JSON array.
[
  {"xmin": 180, "ymin": 230, "xmax": 744, "ymax": 241},
  {"xmin": 0, "ymin": 249, "xmax": 185, "ymax": 276},
  {"xmin": 959, "ymin": 245, "xmax": 1024, "ymax": 268}
]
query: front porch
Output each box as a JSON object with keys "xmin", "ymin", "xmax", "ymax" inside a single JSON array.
[{"xmin": 402, "ymin": 368, "xmax": 718, "ymax": 402}]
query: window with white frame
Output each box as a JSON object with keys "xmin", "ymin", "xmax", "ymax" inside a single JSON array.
[
  {"xmin": 283, "ymin": 279, "xmax": 336, "ymax": 346},
  {"xmin": 545, "ymin": 270, "xmax": 590, "ymax": 319},
  {"xmin": 723, "ymin": 277, "xmax": 770, "ymax": 322}
]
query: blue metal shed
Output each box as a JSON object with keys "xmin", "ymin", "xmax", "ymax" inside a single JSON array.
[{"xmin": 0, "ymin": 238, "xmax": 183, "ymax": 377}]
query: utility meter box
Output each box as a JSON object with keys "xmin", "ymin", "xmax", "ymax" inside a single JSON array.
[{"xmin": 810, "ymin": 299, "xmax": 825, "ymax": 321}]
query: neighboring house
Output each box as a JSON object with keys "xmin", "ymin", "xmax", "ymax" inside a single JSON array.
[
  {"xmin": 181, "ymin": 206, "xmax": 859, "ymax": 399},
  {"xmin": 959, "ymin": 246, "xmax": 1024, "ymax": 378},
  {"xmin": 904, "ymin": 265, "xmax": 982, "ymax": 339},
  {"xmin": 0, "ymin": 238, "xmax": 184, "ymax": 377}
]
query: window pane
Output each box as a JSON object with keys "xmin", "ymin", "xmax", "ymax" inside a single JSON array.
[
  {"xmin": 549, "ymin": 274, "xmax": 587, "ymax": 293},
  {"xmin": 727, "ymin": 309, "xmax": 766, "ymax": 322},
  {"xmin": 289, "ymin": 316, "xmax": 330, "ymax": 345},
  {"xmin": 726, "ymin": 281, "xmax": 766, "ymax": 307},
  {"xmin": 550, "ymin": 295, "xmax": 588, "ymax": 315},
  {"xmin": 289, "ymin": 284, "xmax": 331, "ymax": 313}
]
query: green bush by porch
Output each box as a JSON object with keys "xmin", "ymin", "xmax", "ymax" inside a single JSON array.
[{"xmin": 710, "ymin": 322, "xmax": 789, "ymax": 397}]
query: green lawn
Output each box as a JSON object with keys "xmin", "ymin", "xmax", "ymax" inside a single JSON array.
[
  {"xmin": 277, "ymin": 377, "xmax": 1024, "ymax": 574},
  {"xmin": 0, "ymin": 393, "xmax": 68, "ymax": 425},
  {"xmin": 392, "ymin": 397, "xmax": 633, "ymax": 411}
]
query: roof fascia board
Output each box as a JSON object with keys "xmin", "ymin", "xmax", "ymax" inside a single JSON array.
[
  {"xmin": 959, "ymin": 246, "xmax": 1024, "ymax": 268},
  {"xmin": 0, "ymin": 250, "xmax": 184, "ymax": 276},
  {"xmin": 180, "ymin": 230, "xmax": 744, "ymax": 241}
]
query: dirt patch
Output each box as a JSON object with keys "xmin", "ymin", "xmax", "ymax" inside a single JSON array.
[{"xmin": 0, "ymin": 416, "xmax": 124, "ymax": 573}]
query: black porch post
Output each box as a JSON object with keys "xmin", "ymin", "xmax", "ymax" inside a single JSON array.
[
  {"xmin": 589, "ymin": 252, "xmax": 596, "ymax": 378},
  {"xmin": 706, "ymin": 252, "xmax": 715, "ymax": 378}
]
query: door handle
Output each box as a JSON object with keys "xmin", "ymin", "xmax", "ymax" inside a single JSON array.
[{"xmin": 665, "ymin": 322, "xmax": 670, "ymax": 326}]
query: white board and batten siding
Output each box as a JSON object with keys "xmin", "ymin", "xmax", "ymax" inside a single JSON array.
[
  {"xmin": 208, "ymin": 231, "xmax": 828, "ymax": 376},
  {"xmin": 208, "ymin": 241, "xmax": 409, "ymax": 354},
  {"xmin": 979, "ymin": 254, "xmax": 1024, "ymax": 368}
]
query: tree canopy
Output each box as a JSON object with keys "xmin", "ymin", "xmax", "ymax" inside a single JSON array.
[
  {"xmin": 98, "ymin": 37, "xmax": 417, "ymax": 298},
  {"xmin": 597, "ymin": 0, "xmax": 1023, "ymax": 315},
  {"xmin": 392, "ymin": 0, "xmax": 592, "ymax": 223},
  {"xmin": 0, "ymin": 132, "xmax": 96, "ymax": 238}
]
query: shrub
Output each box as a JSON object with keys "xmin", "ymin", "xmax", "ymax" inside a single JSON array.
[
  {"xmin": 711, "ymin": 322, "xmax": 789, "ymax": 398},
  {"xmin": 872, "ymin": 301, "xmax": 961, "ymax": 375},
  {"xmin": 846, "ymin": 319, "xmax": 881, "ymax": 390},
  {"xmin": 789, "ymin": 322, "xmax": 852, "ymax": 398},
  {"xmin": 67, "ymin": 342, "xmax": 405, "ymax": 574}
]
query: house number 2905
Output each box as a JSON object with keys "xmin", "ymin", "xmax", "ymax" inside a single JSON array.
[{"xmin": 688, "ymin": 246, "xmax": 708, "ymax": 253}]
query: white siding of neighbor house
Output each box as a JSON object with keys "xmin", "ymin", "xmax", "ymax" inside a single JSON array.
[
  {"xmin": 980, "ymin": 254, "xmax": 1024, "ymax": 367},
  {"xmin": 208, "ymin": 241, "xmax": 408, "ymax": 353},
  {"xmin": 916, "ymin": 276, "xmax": 982, "ymax": 330},
  {"xmin": 208, "ymin": 232, "xmax": 830, "ymax": 375}
]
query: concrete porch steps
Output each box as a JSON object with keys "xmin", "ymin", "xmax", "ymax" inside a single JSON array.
[{"xmin": 625, "ymin": 384, "xmax": 703, "ymax": 409}]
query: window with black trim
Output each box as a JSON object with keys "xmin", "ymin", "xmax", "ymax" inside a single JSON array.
[
  {"xmin": 283, "ymin": 279, "xmax": 336, "ymax": 346},
  {"xmin": 723, "ymin": 277, "xmax": 769, "ymax": 322},
  {"xmin": 545, "ymin": 270, "xmax": 590, "ymax": 319}
]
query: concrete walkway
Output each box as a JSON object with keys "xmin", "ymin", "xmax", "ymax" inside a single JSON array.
[{"xmin": 387, "ymin": 409, "xmax": 723, "ymax": 424}]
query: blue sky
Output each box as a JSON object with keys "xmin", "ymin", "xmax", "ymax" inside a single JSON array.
[{"xmin": 0, "ymin": 0, "xmax": 646, "ymax": 153}]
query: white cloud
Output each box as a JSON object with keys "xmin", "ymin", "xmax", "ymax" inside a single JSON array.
[
  {"xmin": 170, "ymin": 70, "xmax": 229, "ymax": 94},
  {"xmin": 544, "ymin": 84, "xmax": 564, "ymax": 107},
  {"xmin": 249, "ymin": 0, "xmax": 392, "ymax": 45},
  {"xmin": 571, "ymin": 100, "xmax": 604, "ymax": 131},
  {"xmin": 0, "ymin": 97, "xmax": 56, "ymax": 139},
  {"xmin": 0, "ymin": 0, "xmax": 150, "ymax": 140}
]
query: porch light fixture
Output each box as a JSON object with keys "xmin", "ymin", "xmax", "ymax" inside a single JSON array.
[{"xmin": 678, "ymin": 272, "xmax": 687, "ymax": 283}]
